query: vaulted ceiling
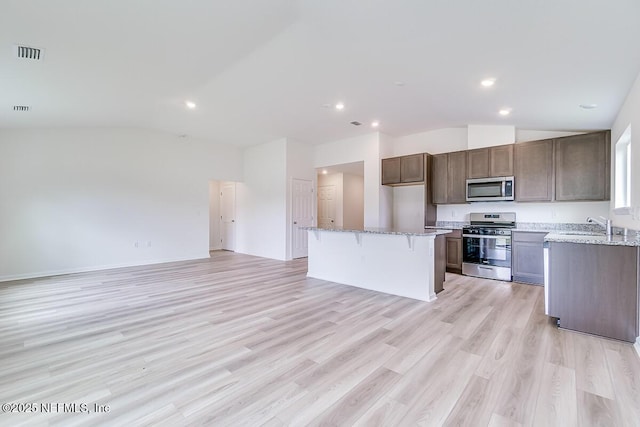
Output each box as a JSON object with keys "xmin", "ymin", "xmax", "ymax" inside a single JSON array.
[{"xmin": 2, "ymin": 0, "xmax": 640, "ymax": 146}]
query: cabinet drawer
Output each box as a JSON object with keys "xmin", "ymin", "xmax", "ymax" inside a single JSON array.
[{"xmin": 512, "ymin": 231, "xmax": 547, "ymax": 243}]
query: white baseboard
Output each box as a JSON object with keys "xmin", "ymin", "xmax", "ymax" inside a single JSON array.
[
  {"xmin": 635, "ymin": 337, "xmax": 640, "ymax": 359},
  {"xmin": 0, "ymin": 253, "xmax": 211, "ymax": 283}
]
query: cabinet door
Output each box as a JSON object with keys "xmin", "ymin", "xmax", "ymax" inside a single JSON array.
[
  {"xmin": 381, "ymin": 157, "xmax": 401, "ymax": 185},
  {"xmin": 490, "ymin": 144, "xmax": 514, "ymax": 177},
  {"xmin": 447, "ymin": 151, "xmax": 468, "ymax": 204},
  {"xmin": 446, "ymin": 237, "xmax": 462, "ymax": 273},
  {"xmin": 400, "ymin": 154, "xmax": 424, "ymax": 183},
  {"xmin": 431, "ymin": 154, "xmax": 448, "ymax": 204},
  {"xmin": 555, "ymin": 132, "xmax": 610, "ymax": 201},
  {"xmin": 549, "ymin": 242, "xmax": 638, "ymax": 342},
  {"xmin": 511, "ymin": 232, "xmax": 546, "ymax": 285},
  {"xmin": 514, "ymin": 140, "xmax": 553, "ymax": 201},
  {"xmin": 467, "ymin": 148, "xmax": 489, "ymax": 179}
]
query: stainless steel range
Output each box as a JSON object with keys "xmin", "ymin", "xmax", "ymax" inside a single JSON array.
[{"xmin": 462, "ymin": 212, "xmax": 515, "ymax": 281}]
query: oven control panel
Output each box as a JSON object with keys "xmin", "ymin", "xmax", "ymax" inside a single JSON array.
[{"xmin": 463, "ymin": 227, "xmax": 511, "ymax": 236}]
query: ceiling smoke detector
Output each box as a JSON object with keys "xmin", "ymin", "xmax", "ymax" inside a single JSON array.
[
  {"xmin": 15, "ymin": 45, "xmax": 43, "ymax": 61},
  {"xmin": 350, "ymin": 121, "xmax": 362, "ymax": 126},
  {"xmin": 13, "ymin": 105, "xmax": 30, "ymax": 112}
]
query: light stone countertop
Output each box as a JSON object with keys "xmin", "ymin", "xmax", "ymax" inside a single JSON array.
[
  {"xmin": 302, "ymin": 226, "xmax": 452, "ymax": 237},
  {"xmin": 544, "ymin": 232, "xmax": 640, "ymax": 247}
]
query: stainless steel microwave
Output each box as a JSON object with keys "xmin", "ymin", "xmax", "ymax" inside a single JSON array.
[{"xmin": 466, "ymin": 176, "xmax": 514, "ymax": 202}]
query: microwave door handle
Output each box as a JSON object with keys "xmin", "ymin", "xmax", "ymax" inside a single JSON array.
[{"xmin": 501, "ymin": 180, "xmax": 506, "ymax": 197}]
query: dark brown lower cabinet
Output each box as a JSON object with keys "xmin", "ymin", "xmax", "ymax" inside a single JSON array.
[
  {"xmin": 512, "ymin": 231, "xmax": 546, "ymax": 285},
  {"xmin": 548, "ymin": 242, "xmax": 639, "ymax": 342},
  {"xmin": 445, "ymin": 230, "xmax": 463, "ymax": 274},
  {"xmin": 434, "ymin": 235, "xmax": 446, "ymax": 293}
]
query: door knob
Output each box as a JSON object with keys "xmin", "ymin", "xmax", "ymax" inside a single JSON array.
[{"xmin": 294, "ymin": 221, "xmax": 298, "ymax": 224}]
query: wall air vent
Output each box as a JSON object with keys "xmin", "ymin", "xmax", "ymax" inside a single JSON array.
[
  {"xmin": 15, "ymin": 45, "xmax": 43, "ymax": 60},
  {"xmin": 13, "ymin": 105, "xmax": 30, "ymax": 112},
  {"xmin": 350, "ymin": 121, "xmax": 362, "ymax": 126}
]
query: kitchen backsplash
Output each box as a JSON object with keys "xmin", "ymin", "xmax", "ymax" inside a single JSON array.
[{"xmin": 434, "ymin": 220, "xmax": 640, "ymax": 236}]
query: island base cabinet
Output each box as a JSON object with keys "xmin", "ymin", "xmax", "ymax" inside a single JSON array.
[{"xmin": 548, "ymin": 242, "xmax": 639, "ymax": 342}]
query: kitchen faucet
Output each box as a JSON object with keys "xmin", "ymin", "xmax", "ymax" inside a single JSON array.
[{"xmin": 586, "ymin": 216, "xmax": 612, "ymax": 236}]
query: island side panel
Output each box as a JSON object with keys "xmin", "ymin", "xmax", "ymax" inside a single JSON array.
[{"xmin": 306, "ymin": 230, "xmax": 436, "ymax": 301}]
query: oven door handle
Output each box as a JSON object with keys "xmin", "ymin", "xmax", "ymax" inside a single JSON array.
[{"xmin": 462, "ymin": 234, "xmax": 511, "ymax": 239}]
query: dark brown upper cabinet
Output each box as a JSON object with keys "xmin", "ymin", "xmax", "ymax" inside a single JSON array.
[
  {"xmin": 447, "ymin": 151, "xmax": 468, "ymax": 203},
  {"xmin": 431, "ymin": 151, "xmax": 467, "ymax": 204},
  {"xmin": 514, "ymin": 139, "xmax": 554, "ymax": 202},
  {"xmin": 381, "ymin": 154, "xmax": 424, "ymax": 186},
  {"xmin": 467, "ymin": 148, "xmax": 490, "ymax": 179},
  {"xmin": 490, "ymin": 144, "xmax": 514, "ymax": 177},
  {"xmin": 554, "ymin": 131, "xmax": 610, "ymax": 201},
  {"xmin": 381, "ymin": 157, "xmax": 401, "ymax": 185},
  {"xmin": 467, "ymin": 144, "xmax": 514, "ymax": 179},
  {"xmin": 431, "ymin": 153, "xmax": 448, "ymax": 204}
]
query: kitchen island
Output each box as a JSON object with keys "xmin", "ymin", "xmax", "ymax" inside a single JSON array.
[{"xmin": 304, "ymin": 226, "xmax": 452, "ymax": 301}]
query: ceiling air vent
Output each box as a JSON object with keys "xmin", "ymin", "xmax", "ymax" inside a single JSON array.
[
  {"xmin": 13, "ymin": 105, "xmax": 30, "ymax": 112},
  {"xmin": 15, "ymin": 45, "xmax": 43, "ymax": 60},
  {"xmin": 350, "ymin": 121, "xmax": 362, "ymax": 126}
]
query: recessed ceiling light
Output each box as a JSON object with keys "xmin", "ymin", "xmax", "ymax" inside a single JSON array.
[
  {"xmin": 185, "ymin": 101, "xmax": 197, "ymax": 110},
  {"xmin": 499, "ymin": 108, "xmax": 511, "ymax": 116},
  {"xmin": 579, "ymin": 103, "xmax": 598, "ymax": 110},
  {"xmin": 481, "ymin": 78, "xmax": 496, "ymax": 87},
  {"xmin": 335, "ymin": 102, "xmax": 345, "ymax": 111},
  {"xmin": 322, "ymin": 170, "xmax": 328, "ymax": 175},
  {"xmin": 371, "ymin": 121, "xmax": 380, "ymax": 128}
]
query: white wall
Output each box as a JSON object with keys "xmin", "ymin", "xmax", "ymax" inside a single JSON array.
[
  {"xmin": 235, "ymin": 138, "xmax": 315, "ymax": 261},
  {"xmin": 0, "ymin": 128, "xmax": 243, "ymax": 281},
  {"xmin": 393, "ymin": 186, "xmax": 424, "ymax": 230},
  {"xmin": 437, "ymin": 201, "xmax": 610, "ymax": 224},
  {"xmin": 468, "ymin": 125, "xmax": 515, "ymax": 149},
  {"xmin": 611, "ymin": 70, "xmax": 640, "ymax": 230},
  {"xmin": 235, "ymin": 138, "xmax": 288, "ymax": 260},
  {"xmin": 378, "ymin": 133, "xmax": 395, "ymax": 228},
  {"xmin": 314, "ymin": 132, "xmax": 389, "ymax": 228},
  {"xmin": 516, "ymin": 129, "xmax": 583, "ymax": 143},
  {"xmin": 209, "ymin": 181, "xmax": 221, "ymax": 250},
  {"xmin": 342, "ymin": 173, "xmax": 364, "ymax": 229},
  {"xmin": 392, "ymin": 127, "xmax": 468, "ymax": 156}
]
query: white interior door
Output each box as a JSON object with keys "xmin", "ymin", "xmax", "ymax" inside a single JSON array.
[
  {"xmin": 292, "ymin": 179, "xmax": 314, "ymax": 259},
  {"xmin": 220, "ymin": 182, "xmax": 236, "ymax": 251},
  {"xmin": 318, "ymin": 185, "xmax": 336, "ymax": 228}
]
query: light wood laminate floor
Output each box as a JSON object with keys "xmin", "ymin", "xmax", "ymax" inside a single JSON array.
[{"xmin": 1, "ymin": 251, "xmax": 639, "ymax": 426}]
